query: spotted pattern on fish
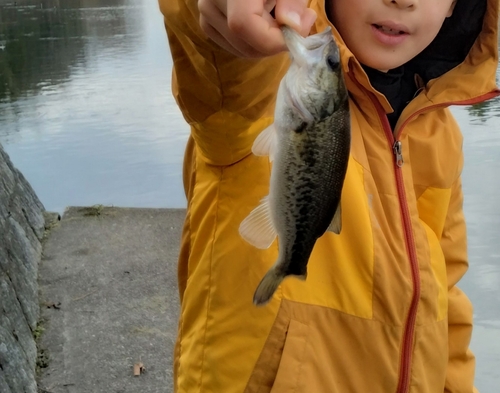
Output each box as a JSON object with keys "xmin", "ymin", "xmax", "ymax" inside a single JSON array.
[{"xmin": 273, "ymin": 99, "xmax": 350, "ymax": 278}]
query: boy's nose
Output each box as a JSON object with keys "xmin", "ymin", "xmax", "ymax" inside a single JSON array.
[{"xmin": 384, "ymin": 0, "xmax": 415, "ymax": 8}]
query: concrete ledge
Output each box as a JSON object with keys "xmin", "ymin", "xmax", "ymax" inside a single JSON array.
[{"xmin": 37, "ymin": 207, "xmax": 184, "ymax": 393}]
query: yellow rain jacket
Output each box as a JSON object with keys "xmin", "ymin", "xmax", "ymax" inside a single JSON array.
[{"xmin": 160, "ymin": 0, "xmax": 499, "ymax": 392}]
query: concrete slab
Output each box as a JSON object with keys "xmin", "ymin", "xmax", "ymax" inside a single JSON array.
[{"xmin": 37, "ymin": 207, "xmax": 185, "ymax": 393}]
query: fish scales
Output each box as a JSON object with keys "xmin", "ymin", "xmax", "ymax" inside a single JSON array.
[
  {"xmin": 275, "ymin": 102, "xmax": 350, "ymax": 277},
  {"xmin": 239, "ymin": 26, "xmax": 351, "ymax": 305}
]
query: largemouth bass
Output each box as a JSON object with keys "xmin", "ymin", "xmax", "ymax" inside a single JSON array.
[{"xmin": 239, "ymin": 26, "xmax": 351, "ymax": 306}]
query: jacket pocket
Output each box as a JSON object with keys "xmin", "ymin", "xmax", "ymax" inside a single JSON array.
[
  {"xmin": 270, "ymin": 319, "xmax": 309, "ymax": 392},
  {"xmin": 245, "ymin": 308, "xmax": 309, "ymax": 393},
  {"xmin": 244, "ymin": 306, "xmax": 309, "ymax": 393}
]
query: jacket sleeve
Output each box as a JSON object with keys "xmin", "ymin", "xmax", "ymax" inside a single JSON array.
[
  {"xmin": 441, "ymin": 174, "xmax": 478, "ymax": 393},
  {"xmin": 159, "ymin": 0, "xmax": 290, "ymax": 166}
]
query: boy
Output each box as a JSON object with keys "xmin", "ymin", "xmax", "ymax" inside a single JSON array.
[{"xmin": 160, "ymin": 0, "xmax": 499, "ymax": 391}]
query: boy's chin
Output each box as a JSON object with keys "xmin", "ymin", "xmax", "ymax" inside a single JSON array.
[{"xmin": 358, "ymin": 55, "xmax": 406, "ymax": 73}]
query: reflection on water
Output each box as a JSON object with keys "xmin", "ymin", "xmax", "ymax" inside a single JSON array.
[
  {"xmin": 467, "ymin": 95, "xmax": 500, "ymax": 123},
  {"xmin": 0, "ymin": 0, "xmax": 138, "ymax": 101},
  {"xmin": 0, "ymin": 0, "xmax": 189, "ymax": 211},
  {"xmin": 0, "ymin": 0, "xmax": 499, "ymax": 390}
]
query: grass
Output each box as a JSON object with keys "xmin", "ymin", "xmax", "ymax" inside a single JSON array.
[
  {"xmin": 78, "ymin": 204, "xmax": 104, "ymax": 217},
  {"xmin": 33, "ymin": 319, "xmax": 49, "ymax": 375}
]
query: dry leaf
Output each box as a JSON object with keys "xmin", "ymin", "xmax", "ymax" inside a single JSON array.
[{"xmin": 133, "ymin": 362, "xmax": 145, "ymax": 376}]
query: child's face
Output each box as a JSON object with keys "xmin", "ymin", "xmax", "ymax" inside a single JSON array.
[{"xmin": 329, "ymin": 0, "xmax": 457, "ymax": 71}]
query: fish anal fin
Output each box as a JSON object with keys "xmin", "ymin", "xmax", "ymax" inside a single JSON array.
[
  {"xmin": 239, "ymin": 196, "xmax": 277, "ymax": 249},
  {"xmin": 327, "ymin": 202, "xmax": 342, "ymax": 234}
]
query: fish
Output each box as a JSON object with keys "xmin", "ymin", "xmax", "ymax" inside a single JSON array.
[{"xmin": 239, "ymin": 26, "xmax": 351, "ymax": 306}]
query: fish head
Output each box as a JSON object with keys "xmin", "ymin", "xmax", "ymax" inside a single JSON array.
[{"xmin": 280, "ymin": 26, "xmax": 347, "ymax": 127}]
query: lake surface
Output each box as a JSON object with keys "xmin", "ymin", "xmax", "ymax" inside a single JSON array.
[
  {"xmin": 0, "ymin": 0, "xmax": 189, "ymax": 211},
  {"xmin": 1, "ymin": 0, "xmax": 499, "ymax": 390}
]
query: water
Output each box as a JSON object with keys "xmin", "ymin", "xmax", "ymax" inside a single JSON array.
[
  {"xmin": 0, "ymin": 0, "xmax": 189, "ymax": 212},
  {"xmin": 453, "ymin": 104, "xmax": 500, "ymax": 393},
  {"xmin": 0, "ymin": 1, "xmax": 499, "ymax": 390}
]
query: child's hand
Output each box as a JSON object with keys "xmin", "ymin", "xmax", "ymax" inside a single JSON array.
[{"xmin": 198, "ymin": 0, "xmax": 317, "ymax": 58}]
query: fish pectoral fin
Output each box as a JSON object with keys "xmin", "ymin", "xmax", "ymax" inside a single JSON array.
[
  {"xmin": 252, "ymin": 124, "xmax": 277, "ymax": 162},
  {"xmin": 239, "ymin": 196, "xmax": 277, "ymax": 249},
  {"xmin": 327, "ymin": 202, "xmax": 342, "ymax": 234}
]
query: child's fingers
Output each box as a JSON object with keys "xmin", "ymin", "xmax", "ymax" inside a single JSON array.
[
  {"xmin": 198, "ymin": 0, "xmax": 316, "ymax": 57},
  {"xmin": 199, "ymin": 1, "xmax": 265, "ymax": 57},
  {"xmin": 226, "ymin": 0, "xmax": 287, "ymax": 56},
  {"xmin": 199, "ymin": 0, "xmax": 287, "ymax": 57}
]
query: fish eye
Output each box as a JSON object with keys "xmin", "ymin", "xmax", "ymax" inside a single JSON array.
[{"xmin": 326, "ymin": 55, "xmax": 339, "ymax": 71}]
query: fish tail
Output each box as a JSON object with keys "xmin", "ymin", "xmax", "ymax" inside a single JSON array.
[{"xmin": 253, "ymin": 268, "xmax": 284, "ymax": 306}]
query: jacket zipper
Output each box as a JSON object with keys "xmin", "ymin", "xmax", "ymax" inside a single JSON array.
[
  {"xmin": 346, "ymin": 67, "xmax": 423, "ymax": 392},
  {"xmin": 391, "ymin": 139, "xmax": 420, "ymax": 393},
  {"xmin": 376, "ymin": 106, "xmax": 420, "ymax": 393}
]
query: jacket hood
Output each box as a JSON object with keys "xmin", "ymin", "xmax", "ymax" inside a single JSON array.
[
  {"xmin": 310, "ymin": 0, "xmax": 499, "ymax": 109},
  {"xmin": 408, "ymin": 0, "xmax": 488, "ymax": 83}
]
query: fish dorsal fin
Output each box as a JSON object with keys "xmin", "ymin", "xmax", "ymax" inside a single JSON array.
[
  {"xmin": 327, "ymin": 202, "xmax": 342, "ymax": 234},
  {"xmin": 252, "ymin": 124, "xmax": 277, "ymax": 162},
  {"xmin": 239, "ymin": 196, "xmax": 277, "ymax": 249}
]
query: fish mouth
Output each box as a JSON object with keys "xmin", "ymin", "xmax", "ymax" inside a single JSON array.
[
  {"xmin": 281, "ymin": 25, "xmax": 334, "ymax": 63},
  {"xmin": 372, "ymin": 22, "xmax": 409, "ymax": 36}
]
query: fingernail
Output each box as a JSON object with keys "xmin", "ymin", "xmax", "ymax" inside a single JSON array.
[{"xmin": 285, "ymin": 11, "xmax": 301, "ymax": 28}]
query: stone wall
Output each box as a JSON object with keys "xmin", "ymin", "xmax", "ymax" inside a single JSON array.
[{"xmin": 0, "ymin": 143, "xmax": 45, "ymax": 393}]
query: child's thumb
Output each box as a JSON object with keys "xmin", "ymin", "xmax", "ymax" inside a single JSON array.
[{"xmin": 275, "ymin": 0, "xmax": 317, "ymax": 37}]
